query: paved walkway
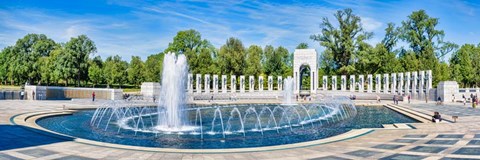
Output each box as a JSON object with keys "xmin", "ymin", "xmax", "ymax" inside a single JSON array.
[{"xmin": 2, "ymin": 100, "xmax": 480, "ymax": 159}]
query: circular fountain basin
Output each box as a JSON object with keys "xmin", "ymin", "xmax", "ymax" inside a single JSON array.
[{"xmin": 35, "ymin": 103, "xmax": 418, "ymax": 149}]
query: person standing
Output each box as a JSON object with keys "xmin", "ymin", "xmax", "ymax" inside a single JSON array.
[
  {"xmin": 32, "ymin": 91, "xmax": 35, "ymax": 100},
  {"xmin": 408, "ymin": 94, "xmax": 411, "ymax": 104},
  {"xmin": 20, "ymin": 91, "xmax": 24, "ymax": 100},
  {"xmin": 92, "ymin": 92, "xmax": 96, "ymax": 102},
  {"xmin": 463, "ymin": 94, "xmax": 466, "ymax": 105}
]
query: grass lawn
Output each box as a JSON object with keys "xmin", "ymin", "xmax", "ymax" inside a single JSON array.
[{"xmin": 0, "ymin": 85, "xmax": 21, "ymax": 90}]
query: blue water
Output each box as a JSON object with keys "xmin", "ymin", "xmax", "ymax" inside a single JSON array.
[{"xmin": 37, "ymin": 105, "xmax": 417, "ymax": 149}]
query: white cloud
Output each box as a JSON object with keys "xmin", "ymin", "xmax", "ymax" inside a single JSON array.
[{"xmin": 361, "ymin": 17, "xmax": 383, "ymax": 32}]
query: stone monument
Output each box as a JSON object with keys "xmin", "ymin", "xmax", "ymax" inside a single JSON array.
[
  {"xmin": 277, "ymin": 76, "xmax": 283, "ymax": 90},
  {"xmin": 332, "ymin": 76, "xmax": 337, "ymax": 91},
  {"xmin": 196, "ymin": 74, "xmax": 202, "ymax": 93},
  {"xmin": 391, "ymin": 73, "xmax": 396, "ymax": 94},
  {"xmin": 204, "ymin": 74, "xmax": 210, "ymax": 93},
  {"xmin": 268, "ymin": 76, "xmax": 273, "ymax": 91},
  {"xmin": 349, "ymin": 75, "xmax": 355, "ymax": 92},
  {"xmin": 249, "ymin": 76, "xmax": 254, "ymax": 92},
  {"xmin": 258, "ymin": 76, "xmax": 264, "ymax": 91},
  {"xmin": 322, "ymin": 76, "xmax": 328, "ymax": 90},
  {"xmin": 375, "ymin": 74, "xmax": 381, "ymax": 93},
  {"xmin": 240, "ymin": 75, "xmax": 245, "ymax": 93},
  {"xmin": 383, "ymin": 74, "xmax": 389, "ymax": 93},
  {"xmin": 222, "ymin": 75, "xmax": 227, "ymax": 93},
  {"xmin": 367, "ymin": 74, "xmax": 373, "ymax": 93},
  {"xmin": 359, "ymin": 75, "xmax": 364, "ymax": 93},
  {"xmin": 213, "ymin": 75, "xmax": 218, "ymax": 93},
  {"xmin": 231, "ymin": 75, "xmax": 236, "ymax": 93},
  {"xmin": 187, "ymin": 73, "xmax": 193, "ymax": 93}
]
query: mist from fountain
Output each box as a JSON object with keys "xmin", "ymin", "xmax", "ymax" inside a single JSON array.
[
  {"xmin": 154, "ymin": 53, "xmax": 193, "ymax": 132},
  {"xmin": 283, "ymin": 77, "xmax": 294, "ymax": 104}
]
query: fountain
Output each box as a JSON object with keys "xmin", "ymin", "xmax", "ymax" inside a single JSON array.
[
  {"xmin": 283, "ymin": 77, "xmax": 294, "ymax": 104},
  {"xmin": 87, "ymin": 52, "xmax": 358, "ymax": 148}
]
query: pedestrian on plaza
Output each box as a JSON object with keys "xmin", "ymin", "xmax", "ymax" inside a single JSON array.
[
  {"xmin": 20, "ymin": 90, "xmax": 24, "ymax": 100},
  {"xmin": 408, "ymin": 94, "xmax": 411, "ymax": 104},
  {"xmin": 452, "ymin": 94, "xmax": 455, "ymax": 102},
  {"xmin": 432, "ymin": 112, "xmax": 442, "ymax": 123},
  {"xmin": 32, "ymin": 91, "xmax": 35, "ymax": 100},
  {"xmin": 376, "ymin": 95, "xmax": 381, "ymax": 103},
  {"xmin": 463, "ymin": 94, "xmax": 466, "ymax": 105},
  {"xmin": 92, "ymin": 92, "xmax": 96, "ymax": 102},
  {"xmin": 473, "ymin": 96, "xmax": 477, "ymax": 108}
]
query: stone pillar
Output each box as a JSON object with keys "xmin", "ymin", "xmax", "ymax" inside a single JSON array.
[
  {"xmin": 277, "ymin": 76, "xmax": 283, "ymax": 90},
  {"xmin": 375, "ymin": 74, "xmax": 381, "ymax": 93},
  {"xmin": 222, "ymin": 75, "xmax": 227, "ymax": 93},
  {"xmin": 341, "ymin": 75, "xmax": 347, "ymax": 91},
  {"xmin": 322, "ymin": 76, "xmax": 328, "ymax": 90},
  {"xmin": 398, "ymin": 73, "xmax": 404, "ymax": 95},
  {"xmin": 438, "ymin": 81, "xmax": 459, "ymax": 103},
  {"xmin": 332, "ymin": 76, "xmax": 337, "ymax": 91},
  {"xmin": 412, "ymin": 71, "xmax": 417, "ymax": 98},
  {"xmin": 240, "ymin": 75, "xmax": 245, "ymax": 93},
  {"xmin": 391, "ymin": 73, "xmax": 396, "ymax": 94},
  {"xmin": 419, "ymin": 71, "xmax": 425, "ymax": 99},
  {"xmin": 359, "ymin": 75, "xmax": 364, "ymax": 92},
  {"xmin": 204, "ymin": 74, "xmax": 210, "ymax": 93},
  {"xmin": 187, "ymin": 74, "xmax": 193, "ymax": 93},
  {"xmin": 213, "ymin": 75, "xmax": 218, "ymax": 93},
  {"xmin": 196, "ymin": 74, "xmax": 202, "ymax": 93},
  {"xmin": 231, "ymin": 75, "xmax": 236, "ymax": 93},
  {"xmin": 383, "ymin": 74, "xmax": 389, "ymax": 93},
  {"xmin": 249, "ymin": 76, "xmax": 255, "ymax": 92},
  {"xmin": 349, "ymin": 75, "xmax": 355, "ymax": 92},
  {"xmin": 268, "ymin": 76, "xmax": 273, "ymax": 91},
  {"xmin": 405, "ymin": 72, "xmax": 411, "ymax": 96},
  {"xmin": 427, "ymin": 70, "xmax": 432, "ymax": 94},
  {"xmin": 367, "ymin": 74, "xmax": 372, "ymax": 93},
  {"xmin": 258, "ymin": 76, "xmax": 264, "ymax": 91}
]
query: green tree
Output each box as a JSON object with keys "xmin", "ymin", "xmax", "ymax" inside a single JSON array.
[
  {"xmin": 296, "ymin": 43, "xmax": 309, "ymax": 49},
  {"xmin": 310, "ymin": 8, "xmax": 372, "ymax": 74},
  {"xmin": 263, "ymin": 46, "xmax": 289, "ymax": 76},
  {"xmin": 449, "ymin": 44, "xmax": 475, "ymax": 87},
  {"xmin": 382, "ymin": 23, "xmax": 400, "ymax": 53},
  {"xmin": 0, "ymin": 47, "xmax": 14, "ymax": 85},
  {"xmin": 12, "ymin": 34, "xmax": 57, "ymax": 84},
  {"xmin": 165, "ymin": 29, "xmax": 214, "ymax": 74},
  {"xmin": 88, "ymin": 56, "xmax": 104, "ymax": 87},
  {"xmin": 217, "ymin": 37, "xmax": 246, "ymax": 75},
  {"xmin": 245, "ymin": 45, "xmax": 263, "ymax": 77},
  {"xmin": 104, "ymin": 55, "xmax": 128, "ymax": 88},
  {"xmin": 400, "ymin": 10, "xmax": 447, "ymax": 86},
  {"xmin": 144, "ymin": 53, "xmax": 164, "ymax": 82},
  {"xmin": 64, "ymin": 35, "xmax": 97, "ymax": 86},
  {"xmin": 127, "ymin": 56, "xmax": 145, "ymax": 86}
]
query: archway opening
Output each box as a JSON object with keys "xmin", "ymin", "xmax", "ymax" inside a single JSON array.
[{"xmin": 299, "ymin": 64, "xmax": 311, "ymax": 91}]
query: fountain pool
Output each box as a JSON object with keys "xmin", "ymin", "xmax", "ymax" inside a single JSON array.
[
  {"xmin": 34, "ymin": 53, "xmax": 417, "ymax": 149},
  {"xmin": 36, "ymin": 104, "xmax": 417, "ymax": 149}
]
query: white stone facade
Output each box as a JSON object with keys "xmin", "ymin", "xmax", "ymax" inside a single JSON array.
[{"xmin": 293, "ymin": 49, "xmax": 318, "ymax": 94}]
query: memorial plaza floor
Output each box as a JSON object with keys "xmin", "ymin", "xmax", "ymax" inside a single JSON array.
[{"xmin": 2, "ymin": 100, "xmax": 480, "ymax": 160}]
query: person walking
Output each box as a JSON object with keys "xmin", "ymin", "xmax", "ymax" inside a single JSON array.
[
  {"xmin": 32, "ymin": 91, "xmax": 35, "ymax": 100},
  {"xmin": 20, "ymin": 91, "xmax": 24, "ymax": 100},
  {"xmin": 408, "ymin": 94, "xmax": 411, "ymax": 104},
  {"xmin": 92, "ymin": 92, "xmax": 96, "ymax": 102},
  {"xmin": 463, "ymin": 94, "xmax": 466, "ymax": 105}
]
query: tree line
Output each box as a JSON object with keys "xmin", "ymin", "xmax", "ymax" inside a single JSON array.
[{"xmin": 0, "ymin": 8, "xmax": 479, "ymax": 88}]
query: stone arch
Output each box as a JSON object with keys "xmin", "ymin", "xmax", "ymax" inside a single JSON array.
[{"xmin": 293, "ymin": 49, "xmax": 318, "ymax": 94}]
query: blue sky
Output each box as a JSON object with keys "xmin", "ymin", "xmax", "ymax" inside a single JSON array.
[{"xmin": 0, "ymin": 0, "xmax": 479, "ymax": 61}]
